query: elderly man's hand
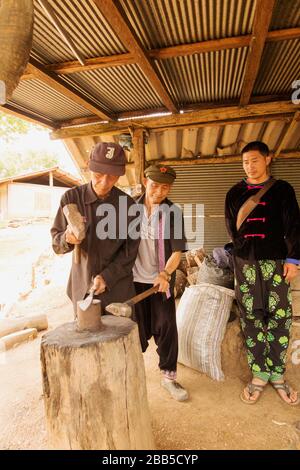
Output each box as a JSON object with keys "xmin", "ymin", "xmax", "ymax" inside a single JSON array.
[
  {"xmin": 65, "ymin": 225, "xmax": 81, "ymax": 245},
  {"xmin": 283, "ymin": 263, "xmax": 299, "ymax": 282},
  {"xmin": 92, "ymin": 275, "xmax": 107, "ymax": 295}
]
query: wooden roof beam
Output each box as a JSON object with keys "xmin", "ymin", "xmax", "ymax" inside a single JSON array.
[
  {"xmin": 20, "ymin": 27, "xmax": 300, "ymax": 79},
  {"xmin": 50, "ymin": 100, "xmax": 299, "ymax": 140},
  {"xmin": 92, "ymin": 0, "xmax": 177, "ymax": 113},
  {"xmin": 240, "ymin": 0, "xmax": 276, "ymax": 106},
  {"xmin": 27, "ymin": 58, "xmax": 113, "ymax": 121},
  {"xmin": 0, "ymin": 103, "xmax": 56, "ymax": 129}
]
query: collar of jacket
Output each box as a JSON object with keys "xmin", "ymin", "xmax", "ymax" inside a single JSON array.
[{"xmin": 84, "ymin": 181, "xmax": 116, "ymax": 204}]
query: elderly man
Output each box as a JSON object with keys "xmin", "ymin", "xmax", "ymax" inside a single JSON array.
[
  {"xmin": 51, "ymin": 142, "xmax": 140, "ymax": 313},
  {"xmin": 133, "ymin": 164, "xmax": 188, "ymax": 401}
]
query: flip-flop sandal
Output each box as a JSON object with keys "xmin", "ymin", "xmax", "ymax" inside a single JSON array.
[
  {"xmin": 240, "ymin": 382, "xmax": 266, "ymax": 405},
  {"xmin": 271, "ymin": 382, "xmax": 300, "ymax": 406}
]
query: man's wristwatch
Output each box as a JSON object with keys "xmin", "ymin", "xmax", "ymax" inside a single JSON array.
[{"xmin": 161, "ymin": 269, "xmax": 171, "ymax": 282}]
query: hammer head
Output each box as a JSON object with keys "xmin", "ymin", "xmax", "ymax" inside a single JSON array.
[
  {"xmin": 63, "ymin": 203, "xmax": 85, "ymax": 240},
  {"xmin": 105, "ymin": 302, "xmax": 132, "ymax": 317}
]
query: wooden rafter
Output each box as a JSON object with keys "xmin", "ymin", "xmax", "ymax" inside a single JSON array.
[
  {"xmin": 50, "ymin": 100, "xmax": 299, "ymax": 140},
  {"xmin": 21, "ymin": 27, "xmax": 300, "ymax": 80},
  {"xmin": 92, "ymin": 0, "xmax": 177, "ymax": 113},
  {"xmin": 274, "ymin": 111, "xmax": 300, "ymax": 157},
  {"xmin": 240, "ymin": 0, "xmax": 276, "ymax": 106},
  {"xmin": 0, "ymin": 104, "xmax": 55, "ymax": 128},
  {"xmin": 27, "ymin": 58, "xmax": 113, "ymax": 121}
]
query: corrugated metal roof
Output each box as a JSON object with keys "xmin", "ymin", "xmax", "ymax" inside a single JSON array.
[
  {"xmin": 254, "ymin": 39, "xmax": 300, "ymax": 96},
  {"xmin": 270, "ymin": 0, "xmax": 300, "ymax": 30},
  {"xmin": 32, "ymin": 0, "xmax": 127, "ymax": 64},
  {"xmin": 64, "ymin": 65, "xmax": 163, "ymax": 113},
  {"xmin": 9, "ymin": 80, "xmax": 93, "ymax": 121},
  {"xmin": 145, "ymin": 120, "xmax": 298, "ymax": 161},
  {"xmin": 155, "ymin": 47, "xmax": 249, "ymax": 104},
  {"xmin": 120, "ymin": 0, "xmax": 256, "ymax": 48}
]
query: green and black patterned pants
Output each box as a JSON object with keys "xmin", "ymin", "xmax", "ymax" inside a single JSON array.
[{"xmin": 234, "ymin": 257, "xmax": 292, "ymax": 383}]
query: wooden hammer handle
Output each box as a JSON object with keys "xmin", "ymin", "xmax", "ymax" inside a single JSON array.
[
  {"xmin": 126, "ymin": 285, "xmax": 159, "ymax": 306},
  {"xmin": 74, "ymin": 244, "xmax": 81, "ymax": 264}
]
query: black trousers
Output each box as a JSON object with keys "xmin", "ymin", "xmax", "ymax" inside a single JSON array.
[{"xmin": 134, "ymin": 282, "xmax": 178, "ymax": 372}]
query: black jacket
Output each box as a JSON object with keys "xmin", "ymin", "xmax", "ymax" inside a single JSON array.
[
  {"xmin": 51, "ymin": 182, "xmax": 140, "ymax": 312},
  {"xmin": 225, "ymin": 179, "xmax": 300, "ymax": 260}
]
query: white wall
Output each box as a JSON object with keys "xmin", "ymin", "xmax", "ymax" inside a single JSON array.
[{"xmin": 6, "ymin": 183, "xmax": 68, "ymax": 219}]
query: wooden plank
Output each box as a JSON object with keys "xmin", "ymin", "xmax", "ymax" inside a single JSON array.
[
  {"xmin": 274, "ymin": 111, "xmax": 300, "ymax": 157},
  {"xmin": 50, "ymin": 100, "xmax": 299, "ymax": 140},
  {"xmin": 149, "ymin": 35, "xmax": 251, "ymax": 60},
  {"xmin": 147, "ymin": 150, "xmax": 300, "ymax": 166},
  {"xmin": 240, "ymin": 0, "xmax": 276, "ymax": 106},
  {"xmin": 0, "ymin": 104, "xmax": 55, "ymax": 128},
  {"xmin": 267, "ymin": 27, "xmax": 300, "ymax": 43},
  {"xmin": 56, "ymin": 95, "xmax": 291, "ymax": 128},
  {"xmin": 132, "ymin": 129, "xmax": 145, "ymax": 186},
  {"xmin": 45, "ymin": 53, "xmax": 135, "ymax": 75},
  {"xmin": 92, "ymin": 0, "xmax": 177, "ymax": 113},
  {"xmin": 58, "ymin": 115, "xmax": 107, "ymax": 128},
  {"xmin": 21, "ymin": 28, "xmax": 300, "ymax": 79},
  {"xmin": 27, "ymin": 58, "xmax": 113, "ymax": 121}
]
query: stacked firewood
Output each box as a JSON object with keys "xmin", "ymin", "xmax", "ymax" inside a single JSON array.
[{"xmin": 174, "ymin": 248, "xmax": 205, "ymax": 298}]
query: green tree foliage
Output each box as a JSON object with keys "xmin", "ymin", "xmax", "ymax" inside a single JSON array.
[
  {"xmin": 0, "ymin": 150, "xmax": 59, "ymax": 178},
  {"xmin": 0, "ymin": 112, "xmax": 33, "ymax": 141}
]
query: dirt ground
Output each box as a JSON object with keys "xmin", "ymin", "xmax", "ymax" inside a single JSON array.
[{"xmin": 0, "ymin": 223, "xmax": 300, "ymax": 450}]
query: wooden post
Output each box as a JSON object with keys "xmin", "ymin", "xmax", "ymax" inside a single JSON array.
[
  {"xmin": 40, "ymin": 316, "xmax": 155, "ymax": 450},
  {"xmin": 132, "ymin": 128, "xmax": 145, "ymax": 194}
]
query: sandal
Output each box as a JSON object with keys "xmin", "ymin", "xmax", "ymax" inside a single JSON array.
[
  {"xmin": 270, "ymin": 381, "xmax": 300, "ymax": 406},
  {"xmin": 240, "ymin": 382, "xmax": 266, "ymax": 405}
]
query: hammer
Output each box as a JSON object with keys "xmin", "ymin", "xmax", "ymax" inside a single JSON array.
[
  {"xmin": 62, "ymin": 203, "xmax": 85, "ymax": 264},
  {"xmin": 105, "ymin": 285, "xmax": 159, "ymax": 317}
]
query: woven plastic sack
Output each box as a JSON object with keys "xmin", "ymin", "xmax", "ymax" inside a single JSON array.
[
  {"xmin": 197, "ymin": 256, "xmax": 234, "ymax": 289},
  {"xmin": 177, "ymin": 283, "xmax": 235, "ymax": 381}
]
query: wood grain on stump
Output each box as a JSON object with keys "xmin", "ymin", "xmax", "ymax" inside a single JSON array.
[{"xmin": 40, "ymin": 316, "xmax": 154, "ymax": 450}]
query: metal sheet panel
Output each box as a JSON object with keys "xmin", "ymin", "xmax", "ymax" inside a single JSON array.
[
  {"xmin": 9, "ymin": 80, "xmax": 93, "ymax": 121},
  {"xmin": 155, "ymin": 47, "xmax": 248, "ymax": 104},
  {"xmin": 270, "ymin": 0, "xmax": 300, "ymax": 29},
  {"xmin": 32, "ymin": 0, "xmax": 127, "ymax": 64},
  {"xmin": 120, "ymin": 0, "xmax": 256, "ymax": 48},
  {"xmin": 64, "ymin": 65, "xmax": 163, "ymax": 113},
  {"xmin": 254, "ymin": 39, "xmax": 300, "ymax": 96},
  {"xmin": 169, "ymin": 160, "xmax": 300, "ymax": 252}
]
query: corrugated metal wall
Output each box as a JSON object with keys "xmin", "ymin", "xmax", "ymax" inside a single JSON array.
[{"xmin": 169, "ymin": 160, "xmax": 300, "ymax": 253}]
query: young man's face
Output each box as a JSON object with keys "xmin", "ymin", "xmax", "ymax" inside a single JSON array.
[
  {"xmin": 242, "ymin": 150, "xmax": 271, "ymax": 182},
  {"xmin": 144, "ymin": 177, "xmax": 172, "ymax": 205},
  {"xmin": 91, "ymin": 171, "xmax": 119, "ymax": 197}
]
